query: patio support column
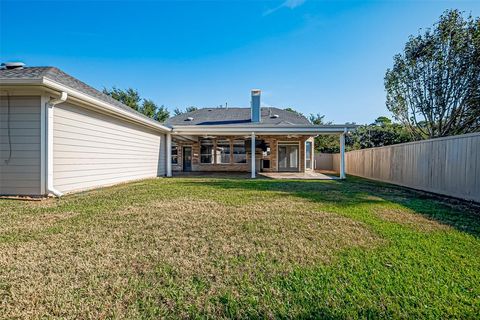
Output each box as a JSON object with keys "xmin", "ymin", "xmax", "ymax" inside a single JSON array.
[
  {"xmin": 166, "ymin": 133, "xmax": 172, "ymax": 177},
  {"xmin": 339, "ymin": 129, "xmax": 346, "ymax": 179},
  {"xmin": 251, "ymin": 132, "xmax": 256, "ymax": 178}
]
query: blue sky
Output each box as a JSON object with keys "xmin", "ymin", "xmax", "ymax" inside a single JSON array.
[{"xmin": 1, "ymin": 0, "xmax": 479, "ymax": 124}]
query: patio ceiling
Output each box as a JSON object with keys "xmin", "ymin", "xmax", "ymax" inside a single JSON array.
[{"xmin": 170, "ymin": 124, "xmax": 356, "ymax": 136}]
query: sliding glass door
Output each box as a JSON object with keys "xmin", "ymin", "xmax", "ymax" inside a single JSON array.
[{"xmin": 278, "ymin": 143, "xmax": 299, "ymax": 172}]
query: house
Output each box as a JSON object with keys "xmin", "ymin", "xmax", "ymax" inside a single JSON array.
[
  {"xmin": 0, "ymin": 63, "xmax": 353, "ymax": 196},
  {"xmin": 165, "ymin": 93, "xmax": 350, "ymax": 177}
]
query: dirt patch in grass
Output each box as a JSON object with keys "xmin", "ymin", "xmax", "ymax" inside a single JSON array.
[
  {"xmin": 0, "ymin": 194, "xmax": 379, "ymax": 319},
  {"xmin": 375, "ymin": 207, "xmax": 450, "ymax": 232}
]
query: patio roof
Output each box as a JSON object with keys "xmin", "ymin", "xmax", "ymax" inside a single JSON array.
[{"xmin": 171, "ymin": 124, "xmax": 356, "ymax": 136}]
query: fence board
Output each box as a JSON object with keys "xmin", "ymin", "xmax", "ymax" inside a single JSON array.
[{"xmin": 325, "ymin": 133, "xmax": 480, "ymax": 202}]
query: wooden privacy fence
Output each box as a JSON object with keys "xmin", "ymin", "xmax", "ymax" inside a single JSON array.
[{"xmin": 316, "ymin": 133, "xmax": 480, "ymax": 202}]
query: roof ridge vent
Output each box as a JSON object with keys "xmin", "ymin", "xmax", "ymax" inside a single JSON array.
[{"xmin": 1, "ymin": 62, "xmax": 25, "ymax": 70}]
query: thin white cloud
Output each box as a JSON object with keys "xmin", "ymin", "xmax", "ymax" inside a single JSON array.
[
  {"xmin": 264, "ymin": 0, "xmax": 307, "ymax": 16},
  {"xmin": 283, "ymin": 0, "xmax": 307, "ymax": 9}
]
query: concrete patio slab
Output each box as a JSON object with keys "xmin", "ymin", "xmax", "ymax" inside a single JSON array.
[
  {"xmin": 259, "ymin": 171, "xmax": 338, "ymax": 180},
  {"xmin": 172, "ymin": 171, "xmax": 338, "ymax": 180}
]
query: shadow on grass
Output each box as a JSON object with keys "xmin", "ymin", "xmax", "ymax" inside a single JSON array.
[{"xmin": 174, "ymin": 175, "xmax": 480, "ymax": 238}]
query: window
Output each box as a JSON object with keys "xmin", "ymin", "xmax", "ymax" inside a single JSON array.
[
  {"xmin": 216, "ymin": 140, "xmax": 231, "ymax": 164},
  {"xmin": 171, "ymin": 143, "xmax": 178, "ymax": 164},
  {"xmin": 305, "ymin": 141, "xmax": 312, "ymax": 169},
  {"xmin": 262, "ymin": 142, "xmax": 271, "ymax": 157},
  {"xmin": 200, "ymin": 139, "xmax": 214, "ymax": 164},
  {"xmin": 233, "ymin": 140, "xmax": 247, "ymax": 163}
]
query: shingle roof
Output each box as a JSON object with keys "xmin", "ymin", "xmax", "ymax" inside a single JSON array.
[
  {"xmin": 0, "ymin": 66, "xmax": 149, "ymax": 121},
  {"xmin": 165, "ymin": 107, "xmax": 311, "ymax": 126},
  {"xmin": 1, "ymin": 66, "xmax": 313, "ymax": 128}
]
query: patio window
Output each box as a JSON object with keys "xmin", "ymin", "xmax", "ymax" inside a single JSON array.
[
  {"xmin": 216, "ymin": 139, "xmax": 231, "ymax": 164},
  {"xmin": 200, "ymin": 139, "xmax": 214, "ymax": 164},
  {"xmin": 171, "ymin": 143, "xmax": 178, "ymax": 164},
  {"xmin": 232, "ymin": 140, "xmax": 247, "ymax": 163},
  {"xmin": 305, "ymin": 141, "xmax": 312, "ymax": 169}
]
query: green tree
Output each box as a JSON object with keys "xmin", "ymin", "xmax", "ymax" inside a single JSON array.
[
  {"xmin": 155, "ymin": 105, "xmax": 170, "ymax": 122},
  {"xmin": 186, "ymin": 106, "xmax": 198, "ymax": 113},
  {"xmin": 308, "ymin": 113, "xmax": 343, "ymax": 153},
  {"xmin": 285, "ymin": 107, "xmax": 305, "ymax": 117},
  {"xmin": 351, "ymin": 117, "xmax": 411, "ymax": 149},
  {"xmin": 374, "ymin": 116, "xmax": 392, "ymax": 126},
  {"xmin": 103, "ymin": 87, "xmax": 169, "ymax": 122},
  {"xmin": 385, "ymin": 9, "xmax": 480, "ymax": 140},
  {"xmin": 173, "ymin": 108, "xmax": 183, "ymax": 116},
  {"xmin": 141, "ymin": 99, "xmax": 157, "ymax": 119},
  {"xmin": 310, "ymin": 114, "xmax": 411, "ymax": 153},
  {"xmin": 309, "ymin": 113, "xmax": 325, "ymax": 125},
  {"xmin": 103, "ymin": 87, "xmax": 141, "ymax": 111},
  {"xmin": 173, "ymin": 106, "xmax": 198, "ymax": 115}
]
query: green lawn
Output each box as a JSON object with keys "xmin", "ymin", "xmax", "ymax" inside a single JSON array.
[{"xmin": 0, "ymin": 176, "xmax": 479, "ymax": 319}]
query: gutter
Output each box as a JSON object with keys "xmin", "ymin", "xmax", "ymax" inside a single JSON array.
[{"xmin": 46, "ymin": 92, "xmax": 68, "ymax": 197}]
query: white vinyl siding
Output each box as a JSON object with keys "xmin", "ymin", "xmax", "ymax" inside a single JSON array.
[
  {"xmin": 53, "ymin": 103, "xmax": 165, "ymax": 193},
  {"xmin": 0, "ymin": 96, "xmax": 41, "ymax": 195}
]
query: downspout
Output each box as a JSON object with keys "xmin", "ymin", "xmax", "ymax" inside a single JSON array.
[{"xmin": 46, "ymin": 92, "xmax": 68, "ymax": 197}]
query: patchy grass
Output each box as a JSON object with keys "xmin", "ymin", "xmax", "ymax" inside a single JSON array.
[{"xmin": 0, "ymin": 176, "xmax": 479, "ymax": 319}]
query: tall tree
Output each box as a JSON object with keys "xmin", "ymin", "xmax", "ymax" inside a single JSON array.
[
  {"xmin": 173, "ymin": 108, "xmax": 183, "ymax": 116},
  {"xmin": 309, "ymin": 113, "xmax": 325, "ymax": 125},
  {"xmin": 385, "ymin": 9, "xmax": 480, "ymax": 140},
  {"xmin": 141, "ymin": 99, "xmax": 157, "ymax": 119},
  {"xmin": 103, "ymin": 87, "xmax": 170, "ymax": 122},
  {"xmin": 374, "ymin": 116, "xmax": 392, "ymax": 126},
  {"xmin": 103, "ymin": 87, "xmax": 141, "ymax": 111},
  {"xmin": 155, "ymin": 105, "xmax": 170, "ymax": 122},
  {"xmin": 310, "ymin": 114, "xmax": 411, "ymax": 153},
  {"xmin": 186, "ymin": 106, "xmax": 198, "ymax": 113},
  {"xmin": 351, "ymin": 117, "xmax": 411, "ymax": 149},
  {"xmin": 285, "ymin": 107, "xmax": 305, "ymax": 117},
  {"xmin": 309, "ymin": 113, "xmax": 342, "ymax": 153},
  {"xmin": 173, "ymin": 106, "xmax": 198, "ymax": 115}
]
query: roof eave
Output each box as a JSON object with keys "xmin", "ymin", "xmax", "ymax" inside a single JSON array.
[
  {"xmin": 0, "ymin": 78, "xmax": 43, "ymax": 85},
  {"xmin": 171, "ymin": 124, "xmax": 356, "ymax": 135},
  {"xmin": 1, "ymin": 77, "xmax": 172, "ymax": 133}
]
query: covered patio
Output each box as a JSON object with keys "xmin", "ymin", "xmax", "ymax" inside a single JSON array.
[{"xmin": 165, "ymin": 125, "xmax": 353, "ymax": 179}]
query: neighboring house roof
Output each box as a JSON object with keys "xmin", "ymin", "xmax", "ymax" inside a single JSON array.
[
  {"xmin": 165, "ymin": 107, "xmax": 311, "ymax": 127},
  {"xmin": 0, "ymin": 66, "xmax": 157, "ymax": 125}
]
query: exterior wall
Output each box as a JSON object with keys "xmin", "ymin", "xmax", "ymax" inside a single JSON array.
[
  {"xmin": 53, "ymin": 102, "xmax": 165, "ymax": 193},
  {"xmin": 267, "ymin": 135, "xmax": 308, "ymax": 172},
  {"xmin": 172, "ymin": 135, "xmax": 312, "ymax": 172},
  {"xmin": 0, "ymin": 96, "xmax": 42, "ymax": 195},
  {"xmin": 172, "ymin": 138, "xmax": 249, "ymax": 172}
]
